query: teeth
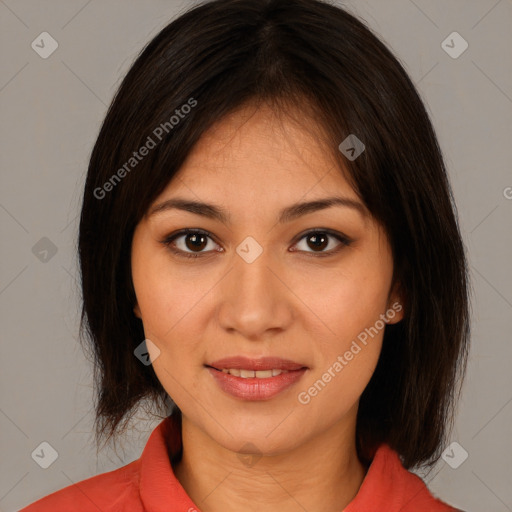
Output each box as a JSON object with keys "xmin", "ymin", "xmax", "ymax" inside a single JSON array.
[
  {"xmin": 220, "ymin": 368, "xmax": 289, "ymax": 378},
  {"xmin": 255, "ymin": 370, "xmax": 272, "ymax": 378}
]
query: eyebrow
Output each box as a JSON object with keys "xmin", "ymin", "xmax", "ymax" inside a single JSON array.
[{"xmin": 148, "ymin": 196, "xmax": 368, "ymax": 224}]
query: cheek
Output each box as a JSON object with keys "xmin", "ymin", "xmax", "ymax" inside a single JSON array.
[
  {"xmin": 295, "ymin": 277, "xmax": 388, "ymax": 421},
  {"xmin": 296, "ymin": 260, "xmax": 391, "ymax": 352},
  {"xmin": 132, "ymin": 231, "xmax": 206, "ymax": 334},
  {"xmin": 131, "ymin": 242, "xmax": 207, "ymax": 369},
  {"xmin": 292, "ymin": 256, "xmax": 391, "ymax": 408},
  {"xmin": 134, "ymin": 269, "xmax": 208, "ymax": 401},
  {"xmin": 327, "ymin": 276, "xmax": 389, "ymax": 343},
  {"xmin": 135, "ymin": 274, "xmax": 205, "ymax": 353}
]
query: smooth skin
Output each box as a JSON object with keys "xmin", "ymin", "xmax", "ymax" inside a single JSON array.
[{"xmin": 131, "ymin": 102, "xmax": 403, "ymax": 512}]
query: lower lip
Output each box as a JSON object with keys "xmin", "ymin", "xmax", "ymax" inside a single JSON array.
[{"xmin": 206, "ymin": 367, "xmax": 307, "ymax": 401}]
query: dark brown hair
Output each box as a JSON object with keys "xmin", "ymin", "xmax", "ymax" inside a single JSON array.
[{"xmin": 78, "ymin": 0, "xmax": 470, "ymax": 469}]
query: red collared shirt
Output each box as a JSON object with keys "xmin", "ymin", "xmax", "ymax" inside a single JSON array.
[{"xmin": 20, "ymin": 414, "xmax": 459, "ymax": 511}]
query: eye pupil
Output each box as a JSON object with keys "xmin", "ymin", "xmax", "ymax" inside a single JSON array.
[
  {"xmin": 186, "ymin": 233, "xmax": 208, "ymax": 251},
  {"xmin": 308, "ymin": 233, "xmax": 328, "ymax": 251}
]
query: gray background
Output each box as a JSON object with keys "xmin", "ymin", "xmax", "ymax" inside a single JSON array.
[{"xmin": 1, "ymin": 0, "xmax": 511, "ymax": 510}]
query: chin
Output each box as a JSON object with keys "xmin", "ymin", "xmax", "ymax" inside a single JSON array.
[{"xmin": 204, "ymin": 411, "xmax": 309, "ymax": 455}]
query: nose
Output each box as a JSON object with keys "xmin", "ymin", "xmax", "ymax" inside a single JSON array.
[{"xmin": 216, "ymin": 245, "xmax": 294, "ymax": 341}]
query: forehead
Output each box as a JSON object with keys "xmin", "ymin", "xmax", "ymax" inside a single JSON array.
[{"xmin": 165, "ymin": 103, "xmax": 359, "ymax": 203}]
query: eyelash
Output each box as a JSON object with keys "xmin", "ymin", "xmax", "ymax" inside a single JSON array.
[{"xmin": 160, "ymin": 228, "xmax": 352, "ymax": 260}]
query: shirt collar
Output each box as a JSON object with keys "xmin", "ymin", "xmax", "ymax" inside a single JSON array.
[
  {"xmin": 139, "ymin": 413, "xmax": 195, "ymax": 511},
  {"xmin": 139, "ymin": 415, "xmax": 451, "ymax": 512}
]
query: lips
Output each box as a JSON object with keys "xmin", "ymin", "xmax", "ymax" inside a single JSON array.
[
  {"xmin": 206, "ymin": 366, "xmax": 307, "ymax": 401},
  {"xmin": 205, "ymin": 356, "xmax": 309, "ymax": 400},
  {"xmin": 206, "ymin": 356, "xmax": 307, "ymax": 372}
]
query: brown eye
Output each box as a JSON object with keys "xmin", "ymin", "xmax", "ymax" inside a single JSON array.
[
  {"xmin": 161, "ymin": 229, "xmax": 220, "ymax": 259},
  {"xmin": 183, "ymin": 232, "xmax": 209, "ymax": 252},
  {"xmin": 292, "ymin": 230, "xmax": 350, "ymax": 256},
  {"xmin": 305, "ymin": 232, "xmax": 329, "ymax": 251}
]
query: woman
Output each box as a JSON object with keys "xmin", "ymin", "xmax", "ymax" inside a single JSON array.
[{"xmin": 21, "ymin": 0, "xmax": 470, "ymax": 510}]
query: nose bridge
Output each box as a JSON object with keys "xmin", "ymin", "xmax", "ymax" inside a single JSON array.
[
  {"xmin": 216, "ymin": 236, "xmax": 292, "ymax": 338},
  {"xmin": 234, "ymin": 237, "xmax": 277, "ymax": 306},
  {"xmin": 235, "ymin": 242, "xmax": 273, "ymax": 297}
]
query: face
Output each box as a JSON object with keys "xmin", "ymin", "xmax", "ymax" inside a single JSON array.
[{"xmin": 131, "ymin": 102, "xmax": 403, "ymax": 456}]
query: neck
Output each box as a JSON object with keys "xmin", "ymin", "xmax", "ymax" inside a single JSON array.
[{"xmin": 173, "ymin": 412, "xmax": 367, "ymax": 512}]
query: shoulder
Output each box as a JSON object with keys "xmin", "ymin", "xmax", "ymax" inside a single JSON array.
[
  {"xmin": 346, "ymin": 444, "xmax": 461, "ymax": 512},
  {"xmin": 375, "ymin": 445, "xmax": 460, "ymax": 512},
  {"xmin": 18, "ymin": 459, "xmax": 142, "ymax": 512}
]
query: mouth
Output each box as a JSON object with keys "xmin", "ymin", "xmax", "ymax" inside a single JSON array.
[{"xmin": 205, "ymin": 356, "xmax": 309, "ymax": 400}]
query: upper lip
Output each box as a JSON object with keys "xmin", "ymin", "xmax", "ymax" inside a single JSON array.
[{"xmin": 207, "ymin": 356, "xmax": 307, "ymax": 371}]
